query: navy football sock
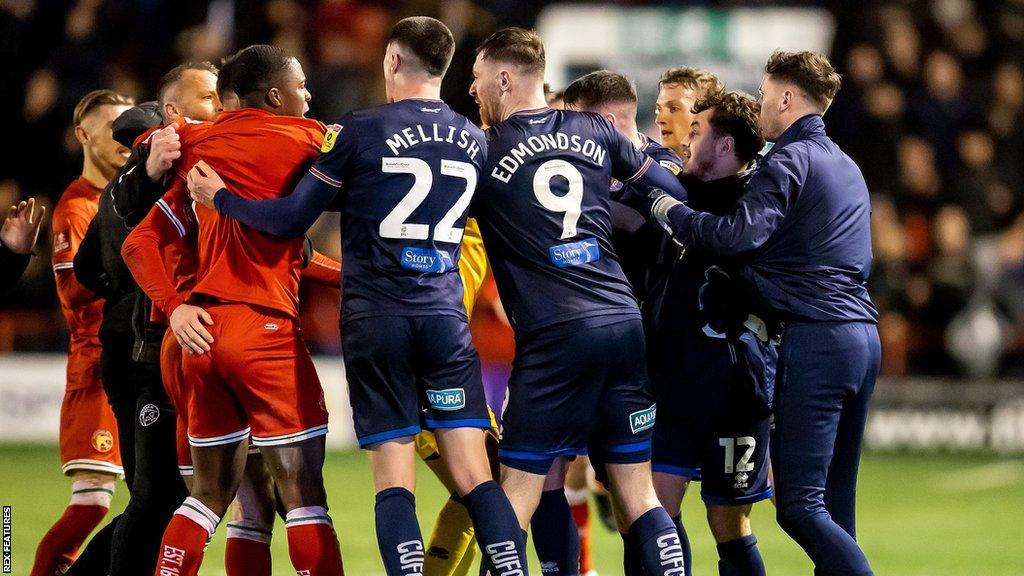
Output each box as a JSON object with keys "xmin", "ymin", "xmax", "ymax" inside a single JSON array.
[
  {"xmin": 621, "ymin": 531, "xmax": 646, "ymax": 576},
  {"xmin": 530, "ymin": 489, "xmax": 580, "ymax": 575},
  {"xmin": 717, "ymin": 535, "xmax": 766, "ymax": 576},
  {"xmin": 462, "ymin": 481, "xmax": 528, "ymax": 576},
  {"xmin": 628, "ymin": 507, "xmax": 685, "ymax": 576},
  {"xmin": 375, "ymin": 487, "xmax": 425, "ymax": 576},
  {"xmin": 672, "ymin": 514, "xmax": 693, "ymax": 576}
]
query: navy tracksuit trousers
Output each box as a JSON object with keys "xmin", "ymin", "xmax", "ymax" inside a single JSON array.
[{"xmin": 771, "ymin": 321, "xmax": 880, "ymax": 576}]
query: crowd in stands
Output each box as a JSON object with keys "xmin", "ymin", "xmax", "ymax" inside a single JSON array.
[
  {"xmin": 826, "ymin": 0, "xmax": 1024, "ymax": 376},
  {"xmin": 3, "ymin": 0, "xmax": 1022, "ymax": 377}
]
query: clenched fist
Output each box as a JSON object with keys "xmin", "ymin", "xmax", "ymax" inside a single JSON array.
[{"xmin": 145, "ymin": 124, "xmax": 181, "ymax": 182}]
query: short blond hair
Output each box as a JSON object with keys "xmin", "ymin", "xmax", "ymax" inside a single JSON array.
[
  {"xmin": 659, "ymin": 67, "xmax": 722, "ymax": 99},
  {"xmin": 73, "ymin": 89, "xmax": 134, "ymax": 126}
]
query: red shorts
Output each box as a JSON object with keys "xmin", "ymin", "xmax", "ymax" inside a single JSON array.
[
  {"xmin": 59, "ymin": 382, "xmax": 123, "ymax": 476},
  {"xmin": 181, "ymin": 303, "xmax": 329, "ymax": 448},
  {"xmin": 160, "ymin": 328, "xmax": 193, "ymax": 475}
]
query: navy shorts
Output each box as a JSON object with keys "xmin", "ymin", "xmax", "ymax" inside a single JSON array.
[
  {"xmin": 653, "ymin": 414, "xmax": 772, "ymax": 505},
  {"xmin": 499, "ymin": 316, "xmax": 656, "ymax": 475},
  {"xmin": 651, "ymin": 334, "xmax": 773, "ymax": 505},
  {"xmin": 342, "ymin": 315, "xmax": 491, "ymax": 448}
]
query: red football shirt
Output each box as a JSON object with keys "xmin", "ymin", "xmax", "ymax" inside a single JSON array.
[
  {"xmin": 185, "ymin": 108, "xmax": 326, "ymax": 318},
  {"xmin": 52, "ymin": 177, "xmax": 104, "ymax": 390},
  {"xmin": 122, "ymin": 120, "xmax": 212, "ymax": 324}
]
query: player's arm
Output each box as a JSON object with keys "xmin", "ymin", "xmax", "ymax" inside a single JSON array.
[
  {"xmin": 52, "ymin": 204, "xmax": 99, "ymax": 309},
  {"xmin": 121, "ymin": 194, "xmax": 187, "ymax": 318},
  {"xmin": 121, "ymin": 183, "xmax": 213, "ymax": 354},
  {"xmin": 189, "ymin": 120, "xmax": 351, "ymax": 237},
  {"xmin": 72, "ymin": 213, "xmax": 114, "ymax": 299},
  {"xmin": 652, "ymin": 149, "xmax": 797, "ymax": 257},
  {"xmin": 187, "ymin": 160, "xmax": 338, "ymax": 238},
  {"xmin": 113, "ymin": 125, "xmax": 180, "ymax": 227},
  {"xmin": 604, "ymin": 120, "xmax": 687, "ymax": 202},
  {"xmin": 0, "ymin": 199, "xmax": 44, "ymax": 292},
  {"xmin": 300, "ymin": 236, "xmax": 341, "ymax": 287}
]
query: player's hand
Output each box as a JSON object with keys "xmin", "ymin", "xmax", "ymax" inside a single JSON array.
[
  {"xmin": 145, "ymin": 124, "xmax": 181, "ymax": 181},
  {"xmin": 187, "ymin": 160, "xmax": 225, "ymax": 210},
  {"xmin": 649, "ymin": 189, "xmax": 683, "ymax": 229},
  {"xmin": 169, "ymin": 303, "xmax": 214, "ymax": 354},
  {"xmin": 1, "ymin": 198, "xmax": 46, "ymax": 255}
]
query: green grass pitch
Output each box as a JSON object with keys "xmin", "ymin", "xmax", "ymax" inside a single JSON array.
[{"xmin": 2, "ymin": 445, "xmax": 1022, "ymax": 575}]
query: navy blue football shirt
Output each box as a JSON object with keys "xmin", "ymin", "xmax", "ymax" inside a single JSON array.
[
  {"xmin": 663, "ymin": 114, "xmax": 877, "ymax": 323},
  {"xmin": 472, "ymin": 107, "xmax": 685, "ymax": 336},
  {"xmin": 212, "ymin": 98, "xmax": 486, "ymax": 322}
]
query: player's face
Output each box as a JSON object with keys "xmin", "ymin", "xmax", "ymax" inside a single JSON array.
[
  {"xmin": 655, "ymin": 83, "xmax": 697, "ymax": 154},
  {"xmin": 758, "ymin": 75, "xmax": 785, "ymax": 141},
  {"xmin": 79, "ymin": 103, "xmax": 132, "ymax": 178},
  {"xmin": 470, "ymin": 54, "xmax": 502, "ymax": 127},
  {"xmin": 683, "ymin": 109, "xmax": 721, "ymax": 181},
  {"xmin": 172, "ymin": 69, "xmax": 222, "ymax": 122},
  {"xmin": 273, "ymin": 58, "xmax": 311, "ymax": 117}
]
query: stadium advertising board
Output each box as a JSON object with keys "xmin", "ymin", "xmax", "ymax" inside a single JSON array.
[
  {"xmin": 2, "ymin": 356, "xmax": 1023, "ymax": 453},
  {"xmin": 538, "ymin": 5, "xmax": 835, "ymax": 124}
]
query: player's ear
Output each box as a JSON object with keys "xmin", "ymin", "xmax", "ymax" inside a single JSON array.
[
  {"xmin": 266, "ymin": 87, "xmax": 283, "ymax": 109},
  {"xmin": 602, "ymin": 112, "xmax": 616, "ymax": 125},
  {"xmin": 163, "ymin": 101, "xmax": 180, "ymax": 122},
  {"xmin": 780, "ymin": 88, "xmax": 793, "ymax": 112},
  {"xmin": 74, "ymin": 124, "xmax": 89, "ymax": 146},
  {"xmin": 719, "ymin": 134, "xmax": 735, "ymax": 158},
  {"xmin": 499, "ymin": 70, "xmax": 512, "ymax": 93},
  {"xmin": 389, "ymin": 51, "xmax": 401, "ymax": 76}
]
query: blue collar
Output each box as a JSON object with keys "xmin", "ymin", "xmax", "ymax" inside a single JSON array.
[{"xmin": 766, "ymin": 114, "xmax": 825, "ymax": 159}]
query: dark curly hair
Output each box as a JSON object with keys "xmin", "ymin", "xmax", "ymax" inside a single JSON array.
[{"xmin": 692, "ymin": 90, "xmax": 765, "ymax": 164}]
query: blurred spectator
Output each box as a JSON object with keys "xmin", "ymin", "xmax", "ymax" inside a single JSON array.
[
  {"xmin": 906, "ymin": 50, "xmax": 971, "ymax": 172},
  {"xmin": 829, "ymin": 0, "xmax": 1024, "ymax": 377}
]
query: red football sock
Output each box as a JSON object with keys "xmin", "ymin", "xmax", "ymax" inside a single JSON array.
[
  {"xmin": 570, "ymin": 498, "xmax": 593, "ymax": 573},
  {"xmin": 30, "ymin": 504, "xmax": 109, "ymax": 576},
  {"xmin": 154, "ymin": 498, "xmax": 219, "ymax": 576},
  {"xmin": 225, "ymin": 536, "xmax": 272, "ymax": 576},
  {"xmin": 286, "ymin": 507, "xmax": 344, "ymax": 575}
]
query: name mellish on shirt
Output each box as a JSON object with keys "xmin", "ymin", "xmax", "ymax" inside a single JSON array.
[
  {"xmin": 491, "ymin": 133, "xmax": 607, "ymax": 183},
  {"xmin": 385, "ymin": 122, "xmax": 481, "ymax": 161}
]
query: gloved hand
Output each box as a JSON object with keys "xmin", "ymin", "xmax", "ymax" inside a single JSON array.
[{"xmin": 650, "ymin": 190, "xmax": 683, "ymax": 229}]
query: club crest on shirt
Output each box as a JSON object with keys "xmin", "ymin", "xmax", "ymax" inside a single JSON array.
[
  {"xmin": 53, "ymin": 230, "xmax": 70, "ymax": 254},
  {"xmin": 660, "ymin": 160, "xmax": 682, "ymax": 175},
  {"xmin": 92, "ymin": 429, "xmax": 114, "ymax": 452},
  {"xmin": 321, "ymin": 124, "xmax": 342, "ymax": 153}
]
